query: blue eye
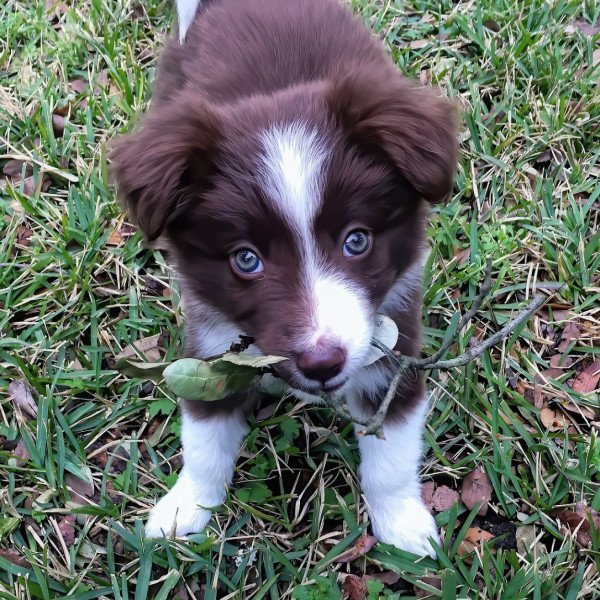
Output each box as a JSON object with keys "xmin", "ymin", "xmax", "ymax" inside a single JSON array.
[
  {"xmin": 343, "ymin": 230, "xmax": 371, "ymax": 257},
  {"xmin": 232, "ymin": 248, "xmax": 264, "ymax": 275}
]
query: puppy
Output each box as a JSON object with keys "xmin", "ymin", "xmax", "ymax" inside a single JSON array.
[{"xmin": 112, "ymin": 0, "xmax": 457, "ymax": 557}]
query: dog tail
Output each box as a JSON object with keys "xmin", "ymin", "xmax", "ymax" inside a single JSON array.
[{"xmin": 176, "ymin": 0, "xmax": 202, "ymax": 43}]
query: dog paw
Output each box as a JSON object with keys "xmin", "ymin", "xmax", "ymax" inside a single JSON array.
[
  {"xmin": 145, "ymin": 480, "xmax": 213, "ymax": 538},
  {"xmin": 370, "ymin": 497, "xmax": 439, "ymax": 558}
]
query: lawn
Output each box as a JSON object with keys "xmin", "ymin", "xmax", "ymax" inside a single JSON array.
[{"xmin": 1, "ymin": 0, "xmax": 599, "ymax": 598}]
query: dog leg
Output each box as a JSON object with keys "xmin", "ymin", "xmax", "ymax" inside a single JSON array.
[
  {"xmin": 357, "ymin": 399, "xmax": 439, "ymax": 557},
  {"xmin": 146, "ymin": 409, "xmax": 247, "ymax": 537}
]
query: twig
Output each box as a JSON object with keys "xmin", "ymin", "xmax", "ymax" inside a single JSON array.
[{"xmin": 320, "ymin": 271, "xmax": 554, "ymax": 438}]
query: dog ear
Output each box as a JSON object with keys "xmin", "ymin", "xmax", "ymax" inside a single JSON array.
[
  {"xmin": 110, "ymin": 91, "xmax": 221, "ymax": 241},
  {"xmin": 327, "ymin": 68, "xmax": 458, "ymax": 204}
]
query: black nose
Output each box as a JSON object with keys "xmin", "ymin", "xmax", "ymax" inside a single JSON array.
[{"xmin": 297, "ymin": 345, "xmax": 345, "ymax": 384}]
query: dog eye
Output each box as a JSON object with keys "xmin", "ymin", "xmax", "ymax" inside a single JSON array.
[
  {"xmin": 343, "ymin": 230, "xmax": 371, "ymax": 257},
  {"xmin": 231, "ymin": 248, "xmax": 264, "ymax": 275}
]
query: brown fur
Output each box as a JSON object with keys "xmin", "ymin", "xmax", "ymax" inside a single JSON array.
[{"xmin": 110, "ymin": 0, "xmax": 458, "ymax": 421}]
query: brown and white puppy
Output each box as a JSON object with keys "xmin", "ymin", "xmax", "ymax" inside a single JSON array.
[{"xmin": 112, "ymin": 0, "xmax": 457, "ymax": 556}]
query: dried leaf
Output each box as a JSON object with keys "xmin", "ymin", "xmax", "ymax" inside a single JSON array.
[
  {"xmin": 431, "ymin": 485, "xmax": 460, "ymax": 512},
  {"xmin": 8, "ymin": 381, "xmax": 37, "ymax": 417},
  {"xmin": 56, "ymin": 514, "xmax": 76, "ymax": 545},
  {"xmin": 414, "ymin": 576, "xmax": 442, "ymax": 598},
  {"xmin": 571, "ymin": 360, "xmax": 600, "ymax": 394},
  {"xmin": 409, "ymin": 39, "xmax": 429, "ymax": 50},
  {"xmin": 342, "ymin": 575, "xmax": 367, "ymax": 600},
  {"xmin": 52, "ymin": 113, "xmax": 65, "ymax": 137},
  {"xmin": 11, "ymin": 439, "xmax": 29, "ymax": 467},
  {"xmin": 460, "ymin": 467, "xmax": 492, "ymax": 516},
  {"xmin": 106, "ymin": 228, "xmax": 123, "ymax": 246},
  {"xmin": 567, "ymin": 19, "xmax": 600, "ymax": 36},
  {"xmin": 117, "ymin": 334, "xmax": 164, "ymax": 362},
  {"xmin": 553, "ymin": 503, "xmax": 600, "ymax": 547},
  {"xmin": 540, "ymin": 407, "xmax": 568, "ymax": 431},
  {"xmin": 457, "ymin": 527, "xmax": 495, "ymax": 555},
  {"xmin": 454, "ymin": 248, "xmax": 470, "ymax": 267},
  {"xmin": 336, "ymin": 533, "xmax": 377, "ymax": 563},
  {"xmin": 65, "ymin": 472, "xmax": 94, "ymax": 506},
  {"xmin": 70, "ymin": 78, "xmax": 88, "ymax": 94},
  {"xmin": 422, "ymin": 480, "xmax": 436, "ymax": 511},
  {"xmin": 2, "ymin": 159, "xmax": 32, "ymax": 178},
  {"xmin": 367, "ymin": 571, "xmax": 399, "ymax": 586},
  {"xmin": 0, "ymin": 548, "xmax": 31, "ymax": 568},
  {"xmin": 220, "ymin": 352, "xmax": 288, "ymax": 368}
]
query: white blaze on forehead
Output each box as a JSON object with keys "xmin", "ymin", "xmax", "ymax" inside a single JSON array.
[
  {"xmin": 258, "ymin": 123, "xmax": 373, "ymax": 370},
  {"xmin": 259, "ymin": 123, "xmax": 327, "ymax": 240}
]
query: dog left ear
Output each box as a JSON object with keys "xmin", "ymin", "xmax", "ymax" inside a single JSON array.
[{"xmin": 327, "ymin": 67, "xmax": 459, "ymax": 204}]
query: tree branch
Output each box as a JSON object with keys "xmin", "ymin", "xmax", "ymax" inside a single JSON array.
[{"xmin": 319, "ymin": 272, "xmax": 554, "ymax": 438}]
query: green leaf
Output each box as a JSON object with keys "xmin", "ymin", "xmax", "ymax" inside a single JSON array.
[
  {"xmin": 220, "ymin": 352, "xmax": 288, "ymax": 368},
  {"xmin": 148, "ymin": 398, "xmax": 174, "ymax": 419},
  {"xmin": 0, "ymin": 517, "xmax": 20, "ymax": 539},
  {"xmin": 115, "ymin": 358, "xmax": 169, "ymax": 381},
  {"xmin": 235, "ymin": 483, "xmax": 272, "ymax": 504},
  {"xmin": 163, "ymin": 358, "xmax": 257, "ymax": 401}
]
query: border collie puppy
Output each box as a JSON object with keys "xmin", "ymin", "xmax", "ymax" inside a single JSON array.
[{"xmin": 112, "ymin": 0, "xmax": 457, "ymax": 557}]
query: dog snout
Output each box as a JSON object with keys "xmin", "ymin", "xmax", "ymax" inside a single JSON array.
[{"xmin": 297, "ymin": 342, "xmax": 345, "ymax": 385}]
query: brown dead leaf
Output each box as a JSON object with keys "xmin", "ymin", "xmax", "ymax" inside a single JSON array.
[
  {"xmin": 367, "ymin": 571, "xmax": 400, "ymax": 586},
  {"xmin": 116, "ymin": 334, "xmax": 164, "ymax": 362},
  {"xmin": 52, "ymin": 113, "xmax": 65, "ymax": 137},
  {"xmin": 3, "ymin": 160, "xmax": 32, "ymax": 178},
  {"xmin": 0, "ymin": 549, "xmax": 31, "ymax": 568},
  {"xmin": 336, "ymin": 533, "xmax": 377, "ymax": 563},
  {"xmin": 457, "ymin": 527, "xmax": 495, "ymax": 556},
  {"xmin": 422, "ymin": 480, "xmax": 435, "ymax": 511},
  {"xmin": 540, "ymin": 407, "xmax": 569, "ymax": 431},
  {"xmin": 106, "ymin": 229, "xmax": 123, "ymax": 246},
  {"xmin": 56, "ymin": 514, "xmax": 76, "ymax": 545},
  {"xmin": 409, "ymin": 39, "xmax": 429, "ymax": 50},
  {"xmin": 11, "ymin": 439, "xmax": 30, "ymax": 467},
  {"xmin": 571, "ymin": 360, "xmax": 600, "ymax": 394},
  {"xmin": 567, "ymin": 19, "xmax": 600, "ymax": 36},
  {"xmin": 342, "ymin": 574, "xmax": 367, "ymax": 600},
  {"xmin": 561, "ymin": 400, "xmax": 596, "ymax": 421},
  {"xmin": 550, "ymin": 354, "xmax": 573, "ymax": 369},
  {"xmin": 431, "ymin": 485, "xmax": 460, "ymax": 512},
  {"xmin": 16, "ymin": 226, "xmax": 33, "ymax": 247},
  {"xmin": 414, "ymin": 576, "xmax": 442, "ymax": 598},
  {"xmin": 558, "ymin": 322, "xmax": 581, "ymax": 352},
  {"xmin": 460, "ymin": 467, "xmax": 492, "ymax": 516},
  {"xmin": 65, "ymin": 473, "xmax": 94, "ymax": 506},
  {"xmin": 8, "ymin": 381, "xmax": 37, "ymax": 417},
  {"xmin": 454, "ymin": 248, "xmax": 470, "ymax": 267},
  {"xmin": 553, "ymin": 503, "xmax": 600, "ymax": 547},
  {"xmin": 45, "ymin": 1, "xmax": 67, "ymax": 21},
  {"xmin": 483, "ymin": 19, "xmax": 500, "ymax": 32},
  {"xmin": 70, "ymin": 78, "xmax": 88, "ymax": 94}
]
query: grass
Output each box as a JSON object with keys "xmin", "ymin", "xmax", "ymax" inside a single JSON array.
[{"xmin": 0, "ymin": 0, "xmax": 599, "ymax": 597}]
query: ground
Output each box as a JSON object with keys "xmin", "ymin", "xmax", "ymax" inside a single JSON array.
[{"xmin": 0, "ymin": 0, "xmax": 599, "ymax": 598}]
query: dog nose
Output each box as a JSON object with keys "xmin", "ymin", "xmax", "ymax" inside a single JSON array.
[{"xmin": 297, "ymin": 345, "xmax": 345, "ymax": 384}]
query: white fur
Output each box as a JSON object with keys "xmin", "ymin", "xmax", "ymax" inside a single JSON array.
[
  {"xmin": 176, "ymin": 0, "xmax": 201, "ymax": 43},
  {"xmin": 259, "ymin": 123, "xmax": 327, "ymax": 241},
  {"xmin": 357, "ymin": 399, "xmax": 439, "ymax": 557},
  {"xmin": 310, "ymin": 274, "xmax": 371, "ymax": 368},
  {"xmin": 146, "ymin": 411, "xmax": 247, "ymax": 537},
  {"xmin": 259, "ymin": 124, "xmax": 371, "ymax": 379}
]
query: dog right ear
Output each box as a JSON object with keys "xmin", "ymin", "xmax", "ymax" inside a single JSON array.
[{"xmin": 110, "ymin": 91, "xmax": 221, "ymax": 241}]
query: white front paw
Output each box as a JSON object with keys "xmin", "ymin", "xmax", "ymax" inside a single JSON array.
[
  {"xmin": 145, "ymin": 479, "xmax": 213, "ymax": 538},
  {"xmin": 370, "ymin": 497, "xmax": 440, "ymax": 558}
]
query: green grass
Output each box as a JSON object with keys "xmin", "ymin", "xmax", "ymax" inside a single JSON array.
[{"xmin": 1, "ymin": 0, "xmax": 599, "ymax": 598}]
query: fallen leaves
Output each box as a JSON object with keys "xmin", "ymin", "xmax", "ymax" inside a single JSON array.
[
  {"xmin": 336, "ymin": 533, "xmax": 377, "ymax": 563},
  {"xmin": 571, "ymin": 360, "xmax": 600, "ymax": 395},
  {"xmin": 431, "ymin": 485, "xmax": 460, "ymax": 512},
  {"xmin": 457, "ymin": 527, "xmax": 495, "ymax": 556},
  {"xmin": 552, "ymin": 503, "xmax": 600, "ymax": 547},
  {"xmin": 116, "ymin": 333, "xmax": 165, "ymax": 363},
  {"xmin": 460, "ymin": 468, "xmax": 492, "ymax": 516},
  {"xmin": 540, "ymin": 406, "xmax": 569, "ymax": 431},
  {"xmin": 8, "ymin": 381, "xmax": 37, "ymax": 418}
]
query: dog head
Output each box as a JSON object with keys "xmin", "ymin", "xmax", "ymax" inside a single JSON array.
[{"xmin": 111, "ymin": 68, "xmax": 457, "ymax": 394}]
